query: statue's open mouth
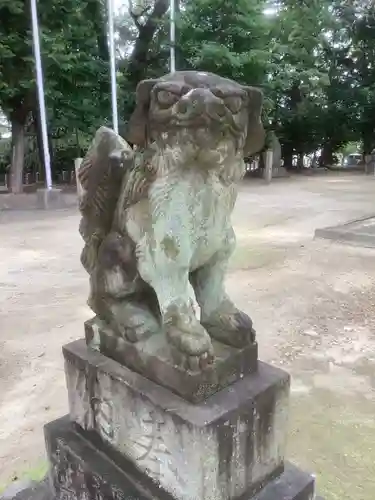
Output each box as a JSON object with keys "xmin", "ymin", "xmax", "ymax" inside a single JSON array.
[
  {"xmin": 151, "ymin": 113, "xmax": 244, "ymax": 145},
  {"xmin": 152, "ymin": 124, "xmax": 242, "ymax": 157}
]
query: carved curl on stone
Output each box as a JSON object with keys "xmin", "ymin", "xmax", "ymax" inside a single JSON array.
[{"xmin": 79, "ymin": 71, "xmax": 264, "ymax": 372}]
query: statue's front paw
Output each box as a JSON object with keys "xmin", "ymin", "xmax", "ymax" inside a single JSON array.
[
  {"xmin": 164, "ymin": 304, "xmax": 215, "ymax": 371},
  {"xmin": 201, "ymin": 300, "xmax": 256, "ymax": 348},
  {"xmin": 107, "ymin": 302, "xmax": 161, "ymax": 342}
]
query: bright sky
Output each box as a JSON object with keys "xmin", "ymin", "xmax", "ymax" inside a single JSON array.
[
  {"xmin": 114, "ymin": 0, "xmax": 128, "ymax": 13},
  {"xmin": 114, "ymin": 1, "xmax": 278, "ymax": 16}
]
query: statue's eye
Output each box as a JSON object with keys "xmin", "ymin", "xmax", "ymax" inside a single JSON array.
[
  {"xmin": 157, "ymin": 90, "xmax": 179, "ymax": 107},
  {"xmin": 224, "ymin": 96, "xmax": 243, "ymax": 114}
]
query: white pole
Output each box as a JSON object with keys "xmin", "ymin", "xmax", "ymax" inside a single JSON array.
[
  {"xmin": 264, "ymin": 150, "xmax": 273, "ymax": 184},
  {"xmin": 170, "ymin": 0, "xmax": 176, "ymax": 72},
  {"xmin": 30, "ymin": 0, "xmax": 52, "ymax": 190},
  {"xmin": 108, "ymin": 0, "xmax": 118, "ymax": 133},
  {"xmin": 74, "ymin": 158, "xmax": 84, "ymax": 199}
]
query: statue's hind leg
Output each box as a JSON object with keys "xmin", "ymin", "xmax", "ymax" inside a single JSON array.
[{"xmin": 89, "ymin": 231, "xmax": 161, "ymax": 342}]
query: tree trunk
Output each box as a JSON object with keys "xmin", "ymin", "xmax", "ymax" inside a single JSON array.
[
  {"xmin": 362, "ymin": 133, "xmax": 373, "ymax": 156},
  {"xmin": 10, "ymin": 119, "xmax": 25, "ymax": 194},
  {"xmin": 174, "ymin": 0, "xmax": 182, "ymax": 70},
  {"xmin": 84, "ymin": 0, "xmax": 110, "ymax": 102},
  {"xmin": 321, "ymin": 142, "xmax": 334, "ymax": 167},
  {"xmin": 282, "ymin": 144, "xmax": 293, "ymax": 169},
  {"xmin": 127, "ymin": 0, "xmax": 169, "ymax": 85},
  {"xmin": 32, "ymin": 109, "xmax": 44, "ymax": 174},
  {"xmin": 88, "ymin": 0, "xmax": 109, "ymax": 63},
  {"xmin": 297, "ymin": 152, "xmax": 304, "ymax": 169}
]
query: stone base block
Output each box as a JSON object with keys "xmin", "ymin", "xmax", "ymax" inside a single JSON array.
[
  {"xmin": 63, "ymin": 340, "xmax": 290, "ymax": 500},
  {"xmin": 85, "ymin": 316, "xmax": 258, "ymax": 402},
  {"xmin": 44, "ymin": 416, "xmax": 316, "ymax": 500},
  {"xmin": 272, "ymin": 166, "xmax": 289, "ymax": 178},
  {"xmin": 315, "ymin": 215, "xmax": 375, "ymax": 248},
  {"xmin": 36, "ymin": 187, "xmax": 65, "ymax": 210}
]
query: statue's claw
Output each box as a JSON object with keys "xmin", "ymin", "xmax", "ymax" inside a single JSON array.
[
  {"xmin": 121, "ymin": 318, "xmax": 160, "ymax": 343},
  {"xmin": 186, "ymin": 349, "xmax": 215, "ymax": 372},
  {"xmin": 165, "ymin": 312, "xmax": 215, "ymax": 371},
  {"xmin": 201, "ymin": 299, "xmax": 256, "ymax": 348},
  {"xmin": 170, "ymin": 344, "xmax": 215, "ymax": 372},
  {"xmin": 105, "ymin": 302, "xmax": 161, "ymax": 342}
]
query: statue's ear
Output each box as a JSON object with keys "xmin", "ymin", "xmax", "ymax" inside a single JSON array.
[
  {"xmin": 243, "ymin": 86, "xmax": 265, "ymax": 156},
  {"xmin": 127, "ymin": 79, "xmax": 158, "ymax": 147}
]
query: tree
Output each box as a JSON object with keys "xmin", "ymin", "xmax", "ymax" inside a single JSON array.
[
  {"xmin": 40, "ymin": 1, "xmax": 110, "ymax": 142},
  {"xmin": 116, "ymin": 0, "xmax": 170, "ymax": 125},
  {"xmin": 347, "ymin": 2, "xmax": 375, "ymax": 154},
  {"xmin": 178, "ymin": 0, "xmax": 270, "ymax": 86},
  {"xmin": 0, "ymin": 0, "xmax": 110, "ymax": 193},
  {"xmin": 0, "ymin": 1, "xmax": 35, "ymax": 192},
  {"xmin": 4, "ymin": 0, "xmax": 375, "ymax": 186},
  {"xmin": 264, "ymin": 0, "xmax": 335, "ymax": 166},
  {"xmin": 126, "ymin": 0, "xmax": 169, "ymax": 83},
  {"xmin": 266, "ymin": 0, "xmax": 375, "ymax": 165}
]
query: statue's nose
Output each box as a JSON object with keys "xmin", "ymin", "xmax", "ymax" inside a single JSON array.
[
  {"xmin": 206, "ymin": 97, "xmax": 226, "ymax": 117},
  {"xmin": 177, "ymin": 89, "xmax": 227, "ymax": 119}
]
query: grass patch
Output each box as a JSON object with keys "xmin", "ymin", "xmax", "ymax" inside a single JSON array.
[
  {"xmin": 0, "ymin": 459, "xmax": 48, "ymax": 494},
  {"xmin": 288, "ymin": 386, "xmax": 375, "ymax": 500}
]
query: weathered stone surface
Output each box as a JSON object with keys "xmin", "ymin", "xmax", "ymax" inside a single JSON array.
[
  {"xmin": 252, "ymin": 462, "xmax": 315, "ymax": 500},
  {"xmin": 45, "ymin": 415, "xmax": 316, "ymax": 500},
  {"xmin": 63, "ymin": 339, "xmax": 290, "ymax": 500},
  {"xmin": 315, "ymin": 215, "xmax": 375, "ymax": 248},
  {"xmin": 45, "ymin": 416, "xmax": 148, "ymax": 500},
  {"xmin": 78, "ymin": 71, "xmax": 265, "ymax": 373},
  {"xmin": 85, "ymin": 316, "xmax": 258, "ymax": 402}
]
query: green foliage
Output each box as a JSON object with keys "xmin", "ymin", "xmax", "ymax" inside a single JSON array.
[
  {"xmin": 39, "ymin": 0, "xmax": 110, "ymax": 132},
  {"xmin": 178, "ymin": 0, "xmax": 270, "ymax": 86},
  {"xmin": 176, "ymin": 0, "xmax": 375, "ymax": 163},
  {"xmin": 0, "ymin": 0, "xmax": 110, "ymax": 188},
  {"xmin": 0, "ymin": 0, "xmax": 34, "ymax": 122},
  {"xmin": 3, "ymin": 0, "xmax": 375, "ymax": 185}
]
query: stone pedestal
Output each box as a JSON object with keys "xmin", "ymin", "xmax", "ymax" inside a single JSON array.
[
  {"xmin": 36, "ymin": 187, "xmax": 65, "ymax": 210},
  {"xmin": 263, "ymin": 150, "xmax": 273, "ymax": 184},
  {"xmin": 45, "ymin": 416, "xmax": 315, "ymax": 500},
  {"xmin": 44, "ymin": 338, "xmax": 320, "ymax": 500},
  {"xmin": 84, "ymin": 316, "xmax": 258, "ymax": 403}
]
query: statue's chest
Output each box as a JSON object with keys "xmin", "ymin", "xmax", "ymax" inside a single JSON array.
[
  {"xmin": 124, "ymin": 172, "xmax": 236, "ymax": 270},
  {"xmin": 187, "ymin": 177, "xmax": 236, "ymax": 267},
  {"xmin": 192, "ymin": 182, "xmax": 231, "ymax": 229}
]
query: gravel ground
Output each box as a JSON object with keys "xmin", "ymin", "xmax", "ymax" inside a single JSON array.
[{"xmin": 0, "ymin": 172, "xmax": 375, "ymax": 499}]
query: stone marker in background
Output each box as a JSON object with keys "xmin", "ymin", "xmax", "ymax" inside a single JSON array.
[
  {"xmin": 36, "ymin": 186, "xmax": 65, "ymax": 210},
  {"xmin": 74, "ymin": 157, "xmax": 83, "ymax": 198},
  {"xmin": 315, "ymin": 214, "xmax": 375, "ymax": 248},
  {"xmin": 44, "ymin": 71, "xmax": 321, "ymax": 500},
  {"xmin": 265, "ymin": 131, "xmax": 288, "ymax": 179},
  {"xmin": 258, "ymin": 132, "xmax": 288, "ymax": 181}
]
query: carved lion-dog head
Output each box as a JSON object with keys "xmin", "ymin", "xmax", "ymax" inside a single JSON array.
[{"xmin": 127, "ymin": 71, "xmax": 265, "ymax": 160}]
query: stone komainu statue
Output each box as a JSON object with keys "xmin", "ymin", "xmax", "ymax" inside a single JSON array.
[{"xmin": 78, "ymin": 71, "xmax": 265, "ymax": 371}]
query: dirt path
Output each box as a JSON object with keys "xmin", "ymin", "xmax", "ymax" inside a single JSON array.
[{"xmin": 1, "ymin": 173, "xmax": 375, "ymax": 499}]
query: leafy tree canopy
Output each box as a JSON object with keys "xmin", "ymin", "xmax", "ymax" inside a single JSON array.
[{"xmin": 2, "ymin": 0, "xmax": 375, "ymax": 191}]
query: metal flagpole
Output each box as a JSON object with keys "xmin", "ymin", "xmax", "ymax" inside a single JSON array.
[
  {"xmin": 170, "ymin": 0, "xmax": 176, "ymax": 72},
  {"xmin": 30, "ymin": 0, "xmax": 52, "ymax": 190},
  {"xmin": 108, "ymin": 0, "xmax": 119, "ymax": 133}
]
